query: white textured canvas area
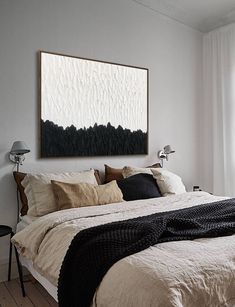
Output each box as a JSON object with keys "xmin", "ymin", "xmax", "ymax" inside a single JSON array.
[{"xmin": 41, "ymin": 53, "xmax": 147, "ymax": 132}]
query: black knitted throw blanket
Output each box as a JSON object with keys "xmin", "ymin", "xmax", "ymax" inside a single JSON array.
[{"xmin": 58, "ymin": 199, "xmax": 235, "ymax": 307}]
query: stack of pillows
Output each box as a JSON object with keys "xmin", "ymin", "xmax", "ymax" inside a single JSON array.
[
  {"xmin": 21, "ymin": 170, "xmax": 102, "ymax": 216},
  {"xmin": 116, "ymin": 166, "xmax": 186, "ymax": 201},
  {"xmin": 20, "ymin": 169, "xmax": 124, "ymax": 217},
  {"xmin": 15, "ymin": 166, "xmax": 186, "ymax": 218}
]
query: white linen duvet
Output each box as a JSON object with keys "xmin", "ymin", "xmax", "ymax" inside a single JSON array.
[{"xmin": 12, "ymin": 192, "xmax": 235, "ymax": 307}]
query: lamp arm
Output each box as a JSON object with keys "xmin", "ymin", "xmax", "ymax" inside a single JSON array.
[
  {"xmin": 9, "ymin": 153, "xmax": 25, "ymax": 171},
  {"xmin": 158, "ymin": 145, "xmax": 175, "ymax": 167}
]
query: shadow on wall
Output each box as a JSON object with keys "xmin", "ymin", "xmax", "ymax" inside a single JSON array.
[
  {"xmin": 0, "ymin": 150, "xmax": 12, "ymax": 169},
  {"xmin": 0, "ymin": 171, "xmax": 18, "ymax": 225},
  {"xmin": 0, "ymin": 150, "xmax": 18, "ymax": 226}
]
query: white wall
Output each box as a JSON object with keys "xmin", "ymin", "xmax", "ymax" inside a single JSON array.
[{"xmin": 0, "ymin": 0, "xmax": 202, "ymax": 281}]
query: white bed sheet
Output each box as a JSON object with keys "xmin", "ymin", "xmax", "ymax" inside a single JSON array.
[
  {"xmin": 16, "ymin": 215, "xmax": 37, "ymax": 232},
  {"xmin": 16, "ymin": 216, "xmax": 58, "ymax": 302},
  {"xmin": 20, "ymin": 255, "xmax": 58, "ymax": 301}
]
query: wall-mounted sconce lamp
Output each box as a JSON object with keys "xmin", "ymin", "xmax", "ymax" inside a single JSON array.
[
  {"xmin": 158, "ymin": 145, "xmax": 175, "ymax": 167},
  {"xmin": 9, "ymin": 141, "xmax": 30, "ymax": 172}
]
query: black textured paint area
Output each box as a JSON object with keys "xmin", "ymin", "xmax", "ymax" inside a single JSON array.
[
  {"xmin": 41, "ymin": 120, "xmax": 148, "ymax": 156},
  {"xmin": 58, "ymin": 199, "xmax": 235, "ymax": 307}
]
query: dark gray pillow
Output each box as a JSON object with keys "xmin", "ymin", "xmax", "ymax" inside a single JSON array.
[{"xmin": 117, "ymin": 173, "xmax": 162, "ymax": 201}]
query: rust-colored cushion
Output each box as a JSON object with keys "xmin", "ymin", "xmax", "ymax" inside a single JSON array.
[
  {"xmin": 94, "ymin": 169, "xmax": 102, "ymax": 185},
  {"xmin": 13, "ymin": 171, "xmax": 28, "ymax": 216},
  {"xmin": 104, "ymin": 165, "xmax": 123, "ymax": 183},
  {"xmin": 104, "ymin": 163, "xmax": 161, "ymax": 183}
]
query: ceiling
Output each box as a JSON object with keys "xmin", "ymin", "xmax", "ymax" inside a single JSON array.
[{"xmin": 132, "ymin": 0, "xmax": 235, "ymax": 32}]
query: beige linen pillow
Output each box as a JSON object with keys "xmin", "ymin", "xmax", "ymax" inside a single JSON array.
[
  {"xmin": 151, "ymin": 168, "xmax": 186, "ymax": 196},
  {"xmin": 122, "ymin": 166, "xmax": 153, "ymax": 178},
  {"xmin": 51, "ymin": 180, "xmax": 123, "ymax": 210},
  {"xmin": 21, "ymin": 170, "xmax": 98, "ymax": 217}
]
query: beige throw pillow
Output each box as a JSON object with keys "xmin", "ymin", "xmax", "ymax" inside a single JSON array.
[
  {"xmin": 151, "ymin": 168, "xmax": 186, "ymax": 196},
  {"xmin": 21, "ymin": 170, "xmax": 98, "ymax": 217},
  {"xmin": 51, "ymin": 180, "xmax": 124, "ymax": 210},
  {"xmin": 122, "ymin": 166, "xmax": 153, "ymax": 178}
]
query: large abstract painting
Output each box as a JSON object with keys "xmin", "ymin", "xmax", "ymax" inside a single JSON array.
[{"xmin": 40, "ymin": 51, "xmax": 148, "ymax": 157}]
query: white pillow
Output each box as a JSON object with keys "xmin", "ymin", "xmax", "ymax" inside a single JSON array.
[
  {"xmin": 151, "ymin": 168, "xmax": 186, "ymax": 196},
  {"xmin": 21, "ymin": 169, "xmax": 98, "ymax": 217},
  {"xmin": 122, "ymin": 166, "xmax": 152, "ymax": 178}
]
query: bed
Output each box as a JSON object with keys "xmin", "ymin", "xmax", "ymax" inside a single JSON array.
[{"xmin": 12, "ymin": 168, "xmax": 235, "ymax": 307}]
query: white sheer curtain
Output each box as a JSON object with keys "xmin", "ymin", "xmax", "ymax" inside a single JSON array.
[{"xmin": 202, "ymin": 23, "xmax": 235, "ymax": 196}]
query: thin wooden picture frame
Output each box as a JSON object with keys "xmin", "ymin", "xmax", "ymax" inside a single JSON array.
[{"xmin": 39, "ymin": 51, "xmax": 149, "ymax": 157}]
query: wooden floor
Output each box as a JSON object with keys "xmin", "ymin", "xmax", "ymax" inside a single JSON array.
[{"xmin": 0, "ymin": 277, "xmax": 58, "ymax": 307}]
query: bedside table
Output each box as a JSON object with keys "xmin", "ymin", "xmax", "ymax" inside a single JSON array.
[{"xmin": 0, "ymin": 225, "xmax": 13, "ymax": 281}]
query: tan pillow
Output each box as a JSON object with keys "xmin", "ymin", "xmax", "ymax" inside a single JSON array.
[
  {"xmin": 51, "ymin": 180, "xmax": 123, "ymax": 210},
  {"xmin": 21, "ymin": 170, "xmax": 98, "ymax": 217},
  {"xmin": 122, "ymin": 166, "xmax": 153, "ymax": 178}
]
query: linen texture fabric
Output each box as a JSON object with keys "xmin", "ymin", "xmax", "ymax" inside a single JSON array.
[{"xmin": 51, "ymin": 180, "xmax": 123, "ymax": 210}]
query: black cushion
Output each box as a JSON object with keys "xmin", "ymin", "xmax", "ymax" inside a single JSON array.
[{"xmin": 117, "ymin": 173, "xmax": 162, "ymax": 201}]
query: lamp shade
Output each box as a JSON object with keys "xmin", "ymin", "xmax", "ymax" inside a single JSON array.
[
  {"xmin": 10, "ymin": 141, "xmax": 30, "ymax": 155},
  {"xmin": 164, "ymin": 145, "xmax": 175, "ymax": 154}
]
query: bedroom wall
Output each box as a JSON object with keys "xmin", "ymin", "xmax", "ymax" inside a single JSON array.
[{"xmin": 0, "ymin": 0, "xmax": 202, "ymax": 280}]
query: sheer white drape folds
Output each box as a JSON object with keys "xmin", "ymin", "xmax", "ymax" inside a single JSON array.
[{"xmin": 203, "ymin": 24, "xmax": 235, "ymax": 196}]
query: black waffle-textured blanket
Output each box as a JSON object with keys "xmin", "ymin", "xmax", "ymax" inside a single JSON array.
[{"xmin": 58, "ymin": 199, "xmax": 235, "ymax": 307}]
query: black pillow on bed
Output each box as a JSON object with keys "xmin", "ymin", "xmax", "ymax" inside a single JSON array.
[{"xmin": 117, "ymin": 173, "xmax": 162, "ymax": 201}]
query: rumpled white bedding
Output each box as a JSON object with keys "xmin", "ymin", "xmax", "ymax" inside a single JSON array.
[
  {"xmin": 16, "ymin": 215, "xmax": 37, "ymax": 232},
  {"xmin": 12, "ymin": 192, "xmax": 235, "ymax": 307}
]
